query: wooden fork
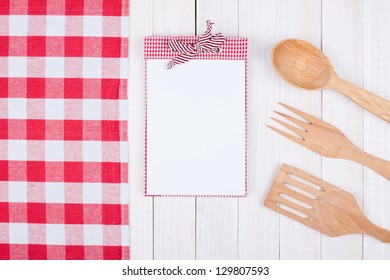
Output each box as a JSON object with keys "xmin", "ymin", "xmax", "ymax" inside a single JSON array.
[
  {"xmin": 264, "ymin": 164, "xmax": 390, "ymax": 242},
  {"xmin": 268, "ymin": 103, "xmax": 390, "ymax": 181}
]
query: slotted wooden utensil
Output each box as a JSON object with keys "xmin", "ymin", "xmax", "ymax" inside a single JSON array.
[
  {"xmin": 272, "ymin": 38, "xmax": 390, "ymax": 123},
  {"xmin": 268, "ymin": 102, "xmax": 390, "ymax": 181},
  {"xmin": 264, "ymin": 164, "xmax": 390, "ymax": 242}
]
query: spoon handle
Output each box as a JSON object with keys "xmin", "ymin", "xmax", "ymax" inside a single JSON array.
[{"xmin": 329, "ymin": 76, "xmax": 390, "ymax": 123}]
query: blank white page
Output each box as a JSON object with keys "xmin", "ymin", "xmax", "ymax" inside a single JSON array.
[{"xmin": 146, "ymin": 59, "xmax": 246, "ymax": 196}]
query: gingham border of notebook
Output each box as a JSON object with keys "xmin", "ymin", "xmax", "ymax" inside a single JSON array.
[{"xmin": 144, "ymin": 37, "xmax": 248, "ymax": 60}]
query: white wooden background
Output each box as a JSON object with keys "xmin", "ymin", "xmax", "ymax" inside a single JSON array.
[{"xmin": 128, "ymin": 0, "xmax": 390, "ymax": 259}]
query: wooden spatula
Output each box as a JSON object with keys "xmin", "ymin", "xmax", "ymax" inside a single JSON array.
[{"xmin": 264, "ymin": 164, "xmax": 390, "ymax": 243}]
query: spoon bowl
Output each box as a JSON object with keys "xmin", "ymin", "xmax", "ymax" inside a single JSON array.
[
  {"xmin": 271, "ymin": 38, "xmax": 390, "ymax": 123},
  {"xmin": 272, "ymin": 39, "xmax": 333, "ymax": 90}
]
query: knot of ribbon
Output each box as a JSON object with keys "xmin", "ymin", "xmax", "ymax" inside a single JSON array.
[{"xmin": 167, "ymin": 20, "xmax": 226, "ymax": 69}]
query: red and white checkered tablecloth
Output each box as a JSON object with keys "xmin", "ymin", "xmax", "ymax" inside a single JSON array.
[{"xmin": 0, "ymin": 0, "xmax": 129, "ymax": 260}]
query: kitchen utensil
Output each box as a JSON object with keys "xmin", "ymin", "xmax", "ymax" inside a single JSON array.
[
  {"xmin": 268, "ymin": 103, "xmax": 390, "ymax": 180},
  {"xmin": 272, "ymin": 38, "xmax": 390, "ymax": 123},
  {"xmin": 264, "ymin": 164, "xmax": 390, "ymax": 242}
]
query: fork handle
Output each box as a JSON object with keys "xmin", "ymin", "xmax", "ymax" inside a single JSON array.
[
  {"xmin": 346, "ymin": 148, "xmax": 390, "ymax": 181},
  {"xmin": 328, "ymin": 75, "xmax": 390, "ymax": 123},
  {"xmin": 359, "ymin": 216, "xmax": 390, "ymax": 243}
]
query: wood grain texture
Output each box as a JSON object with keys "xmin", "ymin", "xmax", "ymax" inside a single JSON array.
[
  {"xmin": 272, "ymin": 39, "xmax": 333, "ymax": 90},
  {"xmin": 128, "ymin": 0, "xmax": 154, "ymax": 260},
  {"xmin": 196, "ymin": 0, "xmax": 239, "ymax": 260},
  {"xmin": 154, "ymin": 198, "xmax": 196, "ymax": 259},
  {"xmin": 273, "ymin": 38, "xmax": 390, "ymax": 123},
  {"xmin": 237, "ymin": 0, "xmax": 280, "ymax": 260},
  {"xmin": 153, "ymin": 0, "xmax": 196, "ymax": 260},
  {"xmin": 328, "ymin": 76, "xmax": 390, "ymax": 123},
  {"xmin": 278, "ymin": 0, "xmax": 322, "ymax": 260},
  {"xmin": 269, "ymin": 103, "xmax": 390, "ymax": 181},
  {"xmin": 322, "ymin": 0, "xmax": 364, "ymax": 260},
  {"xmin": 265, "ymin": 164, "xmax": 390, "ymax": 243},
  {"xmin": 128, "ymin": 0, "xmax": 390, "ymax": 259},
  {"xmin": 154, "ymin": 0, "xmax": 196, "ymax": 36},
  {"xmin": 363, "ymin": 0, "xmax": 390, "ymax": 259}
]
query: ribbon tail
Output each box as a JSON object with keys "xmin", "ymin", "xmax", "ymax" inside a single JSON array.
[
  {"xmin": 167, "ymin": 52, "xmax": 197, "ymax": 69},
  {"xmin": 198, "ymin": 20, "xmax": 214, "ymax": 44},
  {"xmin": 210, "ymin": 33, "xmax": 226, "ymax": 45},
  {"xmin": 200, "ymin": 34, "xmax": 227, "ymax": 53},
  {"xmin": 166, "ymin": 20, "xmax": 226, "ymax": 69},
  {"xmin": 168, "ymin": 38, "xmax": 195, "ymax": 53}
]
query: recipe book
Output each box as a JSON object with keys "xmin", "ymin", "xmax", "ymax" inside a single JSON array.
[{"xmin": 144, "ymin": 35, "xmax": 248, "ymax": 197}]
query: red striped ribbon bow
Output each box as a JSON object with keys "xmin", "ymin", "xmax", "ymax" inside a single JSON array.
[{"xmin": 167, "ymin": 20, "xmax": 226, "ymax": 69}]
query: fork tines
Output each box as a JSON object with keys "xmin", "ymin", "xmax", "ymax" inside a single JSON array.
[{"xmin": 267, "ymin": 102, "xmax": 316, "ymax": 144}]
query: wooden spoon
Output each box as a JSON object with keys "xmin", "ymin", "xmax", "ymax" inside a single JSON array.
[{"xmin": 272, "ymin": 38, "xmax": 390, "ymax": 123}]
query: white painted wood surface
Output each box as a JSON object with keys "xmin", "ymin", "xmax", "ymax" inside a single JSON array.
[
  {"xmin": 128, "ymin": 0, "xmax": 153, "ymax": 260},
  {"xmin": 322, "ymin": 0, "xmax": 364, "ymax": 259},
  {"xmin": 278, "ymin": 0, "xmax": 322, "ymax": 260},
  {"xmin": 363, "ymin": 0, "xmax": 390, "ymax": 259},
  {"xmin": 153, "ymin": 0, "xmax": 196, "ymax": 260},
  {"xmin": 196, "ymin": 0, "xmax": 239, "ymax": 260},
  {"xmin": 129, "ymin": 0, "xmax": 390, "ymax": 259}
]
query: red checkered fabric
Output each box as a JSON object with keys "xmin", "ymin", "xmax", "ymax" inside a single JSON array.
[{"xmin": 0, "ymin": 0, "xmax": 129, "ymax": 260}]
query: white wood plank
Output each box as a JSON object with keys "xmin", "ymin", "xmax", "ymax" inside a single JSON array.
[
  {"xmin": 321, "ymin": 0, "xmax": 364, "ymax": 259},
  {"xmin": 278, "ymin": 0, "xmax": 322, "ymax": 260},
  {"xmin": 363, "ymin": 0, "xmax": 390, "ymax": 259},
  {"xmin": 196, "ymin": 198, "xmax": 238, "ymax": 259},
  {"xmin": 237, "ymin": 0, "xmax": 280, "ymax": 260},
  {"xmin": 128, "ymin": 0, "xmax": 154, "ymax": 260},
  {"xmin": 152, "ymin": 0, "xmax": 196, "ymax": 260},
  {"xmin": 154, "ymin": 197, "xmax": 196, "ymax": 259},
  {"xmin": 196, "ymin": 0, "xmax": 239, "ymax": 260},
  {"xmin": 154, "ymin": 0, "xmax": 196, "ymax": 36},
  {"xmin": 196, "ymin": 0, "xmax": 238, "ymax": 36}
]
